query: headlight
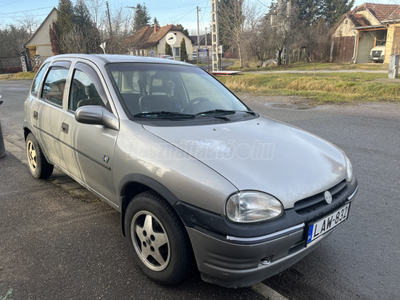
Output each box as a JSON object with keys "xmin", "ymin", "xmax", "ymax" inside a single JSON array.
[
  {"xmin": 345, "ymin": 155, "xmax": 353, "ymax": 182},
  {"xmin": 226, "ymin": 191, "xmax": 283, "ymax": 223}
]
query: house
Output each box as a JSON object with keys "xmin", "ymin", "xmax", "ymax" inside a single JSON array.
[
  {"xmin": 24, "ymin": 8, "xmax": 57, "ymax": 62},
  {"xmin": 126, "ymin": 25, "xmax": 194, "ymax": 60},
  {"xmin": 331, "ymin": 3, "xmax": 400, "ymax": 63}
]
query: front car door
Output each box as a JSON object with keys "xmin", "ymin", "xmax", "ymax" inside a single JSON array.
[{"xmin": 59, "ymin": 61, "xmax": 119, "ymax": 207}]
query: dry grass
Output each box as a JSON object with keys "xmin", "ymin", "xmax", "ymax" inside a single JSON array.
[
  {"xmin": 226, "ymin": 61, "xmax": 389, "ymax": 72},
  {"xmin": 218, "ymin": 73, "xmax": 400, "ymax": 103},
  {"xmin": 0, "ymin": 72, "xmax": 36, "ymax": 80}
]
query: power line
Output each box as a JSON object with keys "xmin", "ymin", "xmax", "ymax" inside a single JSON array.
[{"xmin": 0, "ymin": 6, "xmax": 54, "ymax": 16}]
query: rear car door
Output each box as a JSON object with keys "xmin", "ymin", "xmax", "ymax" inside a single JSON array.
[
  {"xmin": 35, "ymin": 61, "xmax": 71, "ymax": 169},
  {"xmin": 60, "ymin": 61, "xmax": 119, "ymax": 206}
]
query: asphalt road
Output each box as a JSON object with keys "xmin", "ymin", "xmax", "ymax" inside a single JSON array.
[{"xmin": 1, "ymin": 80, "xmax": 399, "ymax": 299}]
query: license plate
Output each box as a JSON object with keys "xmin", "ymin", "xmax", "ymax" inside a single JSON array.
[{"xmin": 307, "ymin": 203, "xmax": 350, "ymax": 245}]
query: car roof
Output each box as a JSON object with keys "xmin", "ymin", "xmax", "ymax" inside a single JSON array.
[{"xmin": 44, "ymin": 54, "xmax": 192, "ymax": 67}]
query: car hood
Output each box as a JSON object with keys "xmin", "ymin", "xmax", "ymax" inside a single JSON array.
[{"xmin": 143, "ymin": 116, "xmax": 347, "ymax": 208}]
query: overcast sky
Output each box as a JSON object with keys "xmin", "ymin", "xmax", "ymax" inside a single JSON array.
[{"xmin": 0, "ymin": 0, "xmax": 394, "ymax": 33}]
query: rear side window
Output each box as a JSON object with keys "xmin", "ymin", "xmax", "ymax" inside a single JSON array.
[
  {"xmin": 31, "ymin": 63, "xmax": 49, "ymax": 96},
  {"xmin": 41, "ymin": 66, "xmax": 69, "ymax": 106}
]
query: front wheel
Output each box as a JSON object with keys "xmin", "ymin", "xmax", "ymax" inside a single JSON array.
[
  {"xmin": 125, "ymin": 191, "xmax": 192, "ymax": 285},
  {"xmin": 26, "ymin": 133, "xmax": 53, "ymax": 179}
]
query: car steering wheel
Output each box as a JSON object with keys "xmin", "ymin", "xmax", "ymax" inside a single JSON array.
[{"xmin": 182, "ymin": 97, "xmax": 210, "ymax": 114}]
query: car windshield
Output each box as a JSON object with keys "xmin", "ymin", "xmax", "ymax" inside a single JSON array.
[{"xmin": 107, "ymin": 63, "xmax": 249, "ymax": 120}]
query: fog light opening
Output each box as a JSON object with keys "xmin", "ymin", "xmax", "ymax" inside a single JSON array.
[{"xmin": 260, "ymin": 257, "xmax": 271, "ymax": 266}]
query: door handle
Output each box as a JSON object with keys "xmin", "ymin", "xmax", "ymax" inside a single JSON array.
[
  {"xmin": 61, "ymin": 122, "xmax": 69, "ymax": 134},
  {"xmin": 33, "ymin": 111, "xmax": 38, "ymax": 119}
]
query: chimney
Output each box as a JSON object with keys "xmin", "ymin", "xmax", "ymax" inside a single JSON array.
[{"xmin": 154, "ymin": 24, "xmax": 157, "ymax": 34}]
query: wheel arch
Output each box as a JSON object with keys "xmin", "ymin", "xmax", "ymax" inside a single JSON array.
[{"xmin": 119, "ymin": 174, "xmax": 180, "ymax": 236}]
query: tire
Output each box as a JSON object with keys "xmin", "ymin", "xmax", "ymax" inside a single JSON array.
[
  {"xmin": 125, "ymin": 191, "xmax": 192, "ymax": 285},
  {"xmin": 26, "ymin": 133, "xmax": 54, "ymax": 179}
]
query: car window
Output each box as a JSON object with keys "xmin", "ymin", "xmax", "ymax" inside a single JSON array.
[
  {"xmin": 107, "ymin": 63, "xmax": 248, "ymax": 118},
  {"xmin": 69, "ymin": 65, "xmax": 107, "ymax": 112},
  {"xmin": 31, "ymin": 63, "xmax": 49, "ymax": 96},
  {"xmin": 41, "ymin": 66, "xmax": 69, "ymax": 106}
]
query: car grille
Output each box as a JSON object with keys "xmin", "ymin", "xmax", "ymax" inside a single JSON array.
[
  {"xmin": 372, "ymin": 50, "xmax": 382, "ymax": 57},
  {"xmin": 294, "ymin": 180, "xmax": 348, "ymax": 215}
]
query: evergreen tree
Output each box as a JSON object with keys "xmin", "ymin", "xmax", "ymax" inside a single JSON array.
[
  {"xmin": 133, "ymin": 3, "xmax": 151, "ymax": 32},
  {"xmin": 56, "ymin": 0, "xmax": 74, "ymax": 52},
  {"xmin": 180, "ymin": 38, "xmax": 188, "ymax": 61},
  {"xmin": 56, "ymin": 0, "xmax": 74, "ymax": 36},
  {"xmin": 165, "ymin": 42, "xmax": 172, "ymax": 56},
  {"xmin": 153, "ymin": 17, "xmax": 159, "ymax": 27},
  {"xmin": 322, "ymin": 0, "xmax": 355, "ymax": 26},
  {"xmin": 292, "ymin": 0, "xmax": 323, "ymax": 26},
  {"xmin": 49, "ymin": 21, "xmax": 62, "ymax": 55}
]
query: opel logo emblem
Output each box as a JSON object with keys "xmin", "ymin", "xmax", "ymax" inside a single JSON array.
[{"xmin": 324, "ymin": 191, "xmax": 332, "ymax": 204}]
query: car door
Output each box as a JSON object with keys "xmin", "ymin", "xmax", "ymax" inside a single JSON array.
[
  {"xmin": 60, "ymin": 61, "xmax": 119, "ymax": 205},
  {"xmin": 35, "ymin": 61, "xmax": 72, "ymax": 169}
]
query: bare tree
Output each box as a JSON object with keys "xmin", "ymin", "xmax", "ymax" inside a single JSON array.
[
  {"xmin": 61, "ymin": 24, "xmax": 101, "ymax": 53},
  {"xmin": 219, "ymin": 0, "xmax": 264, "ymax": 68},
  {"xmin": 85, "ymin": 0, "xmax": 106, "ymax": 29},
  {"xmin": 14, "ymin": 12, "xmax": 41, "ymax": 37}
]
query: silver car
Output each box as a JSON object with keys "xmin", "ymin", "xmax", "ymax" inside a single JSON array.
[{"xmin": 24, "ymin": 54, "xmax": 358, "ymax": 288}]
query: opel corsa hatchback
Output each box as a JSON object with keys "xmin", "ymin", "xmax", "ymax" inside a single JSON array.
[{"xmin": 24, "ymin": 54, "xmax": 358, "ymax": 288}]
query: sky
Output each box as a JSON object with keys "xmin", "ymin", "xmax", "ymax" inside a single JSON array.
[{"xmin": 0, "ymin": 0, "xmax": 395, "ymax": 33}]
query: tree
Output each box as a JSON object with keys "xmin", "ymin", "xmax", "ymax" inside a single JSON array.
[
  {"xmin": 0, "ymin": 25, "xmax": 30, "ymax": 57},
  {"xmin": 133, "ymin": 3, "xmax": 151, "ymax": 32},
  {"xmin": 322, "ymin": 0, "xmax": 355, "ymax": 26},
  {"xmin": 153, "ymin": 17, "xmax": 159, "ymax": 27},
  {"xmin": 49, "ymin": 21, "xmax": 62, "ymax": 55},
  {"xmin": 180, "ymin": 38, "xmax": 188, "ymax": 61},
  {"xmin": 177, "ymin": 24, "xmax": 189, "ymax": 36},
  {"xmin": 292, "ymin": 0, "xmax": 323, "ymax": 26},
  {"xmin": 219, "ymin": 0, "xmax": 263, "ymax": 67},
  {"xmin": 165, "ymin": 42, "xmax": 172, "ymax": 56},
  {"xmin": 14, "ymin": 12, "xmax": 40, "ymax": 37},
  {"xmin": 55, "ymin": 0, "xmax": 74, "ymax": 52}
]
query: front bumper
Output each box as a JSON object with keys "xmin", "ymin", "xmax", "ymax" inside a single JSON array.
[{"xmin": 176, "ymin": 180, "xmax": 358, "ymax": 288}]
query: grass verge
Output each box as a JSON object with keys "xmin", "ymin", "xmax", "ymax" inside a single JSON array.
[
  {"xmin": 0, "ymin": 72, "xmax": 36, "ymax": 80},
  {"xmin": 218, "ymin": 72, "xmax": 400, "ymax": 103},
  {"xmin": 226, "ymin": 61, "xmax": 388, "ymax": 72}
]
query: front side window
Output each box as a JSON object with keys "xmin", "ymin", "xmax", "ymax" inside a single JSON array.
[
  {"xmin": 41, "ymin": 66, "xmax": 69, "ymax": 106},
  {"xmin": 31, "ymin": 63, "xmax": 49, "ymax": 96},
  {"xmin": 69, "ymin": 63, "xmax": 107, "ymax": 112}
]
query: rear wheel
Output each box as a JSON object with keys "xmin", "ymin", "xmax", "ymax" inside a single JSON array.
[
  {"xmin": 125, "ymin": 191, "xmax": 192, "ymax": 285},
  {"xmin": 26, "ymin": 133, "xmax": 53, "ymax": 179}
]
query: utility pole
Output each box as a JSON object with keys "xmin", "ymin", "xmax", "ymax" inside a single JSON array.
[
  {"xmin": 106, "ymin": 1, "xmax": 113, "ymax": 39},
  {"xmin": 126, "ymin": 6, "xmax": 137, "ymax": 32},
  {"xmin": 211, "ymin": 0, "xmax": 220, "ymax": 71},
  {"xmin": 197, "ymin": 6, "xmax": 201, "ymax": 66}
]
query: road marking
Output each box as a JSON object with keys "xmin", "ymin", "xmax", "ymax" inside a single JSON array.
[{"xmin": 251, "ymin": 282, "xmax": 288, "ymax": 300}]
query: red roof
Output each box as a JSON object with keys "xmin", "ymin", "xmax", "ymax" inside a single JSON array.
[
  {"xmin": 126, "ymin": 24, "xmax": 188, "ymax": 48},
  {"xmin": 349, "ymin": 14, "xmax": 372, "ymax": 27},
  {"xmin": 353, "ymin": 3, "xmax": 400, "ymax": 22},
  {"xmin": 385, "ymin": 6, "xmax": 400, "ymax": 22}
]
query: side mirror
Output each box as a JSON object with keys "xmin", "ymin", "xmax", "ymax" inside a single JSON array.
[{"xmin": 75, "ymin": 106, "xmax": 119, "ymax": 131}]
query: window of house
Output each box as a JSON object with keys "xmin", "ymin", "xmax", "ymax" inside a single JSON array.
[{"xmin": 174, "ymin": 47, "xmax": 180, "ymax": 57}]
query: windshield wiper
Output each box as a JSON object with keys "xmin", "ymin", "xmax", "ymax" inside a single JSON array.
[
  {"xmin": 133, "ymin": 111, "xmax": 195, "ymax": 119},
  {"xmin": 195, "ymin": 109, "xmax": 236, "ymax": 116}
]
